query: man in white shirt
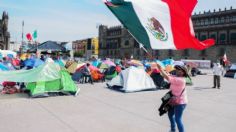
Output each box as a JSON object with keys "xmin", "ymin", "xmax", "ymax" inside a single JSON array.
[{"xmin": 212, "ymin": 63, "xmax": 224, "ymax": 89}]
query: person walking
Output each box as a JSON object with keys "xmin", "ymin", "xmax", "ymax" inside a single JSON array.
[
  {"xmin": 156, "ymin": 63, "xmax": 189, "ymax": 132},
  {"xmin": 212, "ymin": 63, "xmax": 224, "ymax": 89}
]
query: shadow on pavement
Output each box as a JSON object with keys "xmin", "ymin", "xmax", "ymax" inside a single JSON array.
[
  {"xmin": 0, "ymin": 93, "xmax": 29, "ymax": 100},
  {"xmin": 193, "ymin": 87, "xmax": 215, "ymax": 91}
]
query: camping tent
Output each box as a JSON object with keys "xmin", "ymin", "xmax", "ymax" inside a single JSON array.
[
  {"xmin": 26, "ymin": 70, "xmax": 78, "ymax": 97},
  {"xmin": 0, "ymin": 60, "xmax": 79, "ymax": 97},
  {"xmin": 107, "ymin": 67, "xmax": 156, "ymax": 92},
  {"xmin": 224, "ymin": 64, "xmax": 236, "ymax": 79},
  {"xmin": 0, "ymin": 50, "xmax": 17, "ymax": 58}
]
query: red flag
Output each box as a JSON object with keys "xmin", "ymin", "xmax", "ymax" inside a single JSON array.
[{"xmin": 26, "ymin": 33, "xmax": 32, "ymax": 41}]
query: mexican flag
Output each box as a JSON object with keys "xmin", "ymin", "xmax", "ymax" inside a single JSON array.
[{"xmin": 103, "ymin": 0, "xmax": 215, "ymax": 50}]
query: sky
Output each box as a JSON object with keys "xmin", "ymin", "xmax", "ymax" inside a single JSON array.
[{"xmin": 0, "ymin": 0, "xmax": 235, "ymax": 43}]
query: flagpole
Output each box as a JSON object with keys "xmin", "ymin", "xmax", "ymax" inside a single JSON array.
[
  {"xmin": 125, "ymin": 29, "xmax": 153, "ymax": 59},
  {"xmin": 21, "ymin": 21, "xmax": 24, "ymax": 53}
]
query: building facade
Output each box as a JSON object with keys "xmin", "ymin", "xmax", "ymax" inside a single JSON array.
[
  {"xmin": 73, "ymin": 37, "xmax": 99, "ymax": 59},
  {"xmin": 98, "ymin": 7, "xmax": 236, "ymax": 62},
  {"xmin": 99, "ymin": 25, "xmax": 144, "ymax": 59},
  {"xmin": 0, "ymin": 11, "xmax": 10, "ymax": 50},
  {"xmin": 9, "ymin": 41, "xmax": 21, "ymax": 51}
]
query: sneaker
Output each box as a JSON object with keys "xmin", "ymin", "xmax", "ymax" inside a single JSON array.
[{"xmin": 212, "ymin": 87, "xmax": 216, "ymax": 88}]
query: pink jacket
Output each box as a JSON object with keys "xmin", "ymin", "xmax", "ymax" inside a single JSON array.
[{"xmin": 169, "ymin": 76, "xmax": 188, "ymax": 105}]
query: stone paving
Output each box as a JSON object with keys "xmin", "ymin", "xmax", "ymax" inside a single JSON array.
[{"xmin": 0, "ymin": 71, "xmax": 236, "ymax": 132}]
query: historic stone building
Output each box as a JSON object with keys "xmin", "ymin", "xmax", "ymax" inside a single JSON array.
[
  {"xmin": 0, "ymin": 11, "xmax": 10, "ymax": 50},
  {"xmin": 99, "ymin": 7, "xmax": 236, "ymax": 62},
  {"xmin": 98, "ymin": 25, "xmax": 142, "ymax": 59}
]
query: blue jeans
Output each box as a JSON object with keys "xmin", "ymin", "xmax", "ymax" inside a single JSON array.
[{"xmin": 168, "ymin": 104, "xmax": 186, "ymax": 132}]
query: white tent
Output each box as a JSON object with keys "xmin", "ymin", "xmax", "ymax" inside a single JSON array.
[
  {"xmin": 230, "ymin": 64, "xmax": 236, "ymax": 70},
  {"xmin": 107, "ymin": 66, "xmax": 156, "ymax": 92},
  {"xmin": 224, "ymin": 63, "xmax": 236, "ymax": 79},
  {"xmin": 0, "ymin": 50, "xmax": 17, "ymax": 58},
  {"xmin": 230, "ymin": 64, "xmax": 236, "ymax": 79}
]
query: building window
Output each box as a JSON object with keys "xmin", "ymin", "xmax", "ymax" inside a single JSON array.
[
  {"xmin": 215, "ymin": 18, "xmax": 219, "ymax": 24},
  {"xmin": 220, "ymin": 17, "xmax": 225, "ymax": 23},
  {"xmin": 196, "ymin": 20, "xmax": 200, "ymax": 26},
  {"xmin": 200, "ymin": 19, "xmax": 204, "ymax": 25},
  {"xmin": 230, "ymin": 33, "xmax": 236, "ymax": 43},
  {"xmin": 183, "ymin": 50, "xmax": 190, "ymax": 56},
  {"xmin": 204, "ymin": 19, "xmax": 209, "ymax": 25},
  {"xmin": 200, "ymin": 50, "xmax": 206, "ymax": 56},
  {"xmin": 168, "ymin": 50, "xmax": 173, "ymax": 57},
  {"xmin": 219, "ymin": 34, "xmax": 226, "ymax": 44},
  {"xmin": 210, "ymin": 34, "xmax": 216, "ymax": 39},
  {"xmin": 125, "ymin": 40, "xmax": 129, "ymax": 46},
  {"xmin": 233, "ymin": 16, "xmax": 236, "ymax": 22},
  {"xmin": 210, "ymin": 18, "xmax": 214, "ymax": 24},
  {"xmin": 226, "ymin": 16, "xmax": 230, "ymax": 23},
  {"xmin": 200, "ymin": 35, "xmax": 207, "ymax": 41}
]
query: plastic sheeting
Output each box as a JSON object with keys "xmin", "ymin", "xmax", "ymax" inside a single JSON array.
[{"xmin": 0, "ymin": 62, "xmax": 61, "ymax": 82}]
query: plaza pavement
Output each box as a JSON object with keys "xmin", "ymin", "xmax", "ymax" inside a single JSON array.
[{"xmin": 0, "ymin": 70, "xmax": 236, "ymax": 132}]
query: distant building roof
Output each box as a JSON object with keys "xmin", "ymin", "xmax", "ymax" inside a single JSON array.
[{"xmin": 30, "ymin": 41, "xmax": 66, "ymax": 52}]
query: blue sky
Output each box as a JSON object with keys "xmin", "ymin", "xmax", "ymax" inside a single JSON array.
[{"xmin": 0, "ymin": 0, "xmax": 235, "ymax": 42}]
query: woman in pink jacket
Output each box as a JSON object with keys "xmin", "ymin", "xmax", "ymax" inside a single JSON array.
[{"xmin": 156, "ymin": 63, "xmax": 190, "ymax": 132}]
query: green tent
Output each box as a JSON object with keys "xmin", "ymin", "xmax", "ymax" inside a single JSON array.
[
  {"xmin": 26, "ymin": 70, "xmax": 78, "ymax": 97},
  {"xmin": 0, "ymin": 60, "xmax": 79, "ymax": 98}
]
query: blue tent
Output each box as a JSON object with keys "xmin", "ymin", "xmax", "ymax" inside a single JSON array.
[
  {"xmin": 92, "ymin": 60, "xmax": 100, "ymax": 67},
  {"xmin": 7, "ymin": 54, "xmax": 14, "ymax": 59},
  {"xmin": 0, "ymin": 63, "xmax": 9, "ymax": 71},
  {"xmin": 34, "ymin": 59, "xmax": 45, "ymax": 67},
  {"xmin": 155, "ymin": 60, "xmax": 165, "ymax": 68},
  {"xmin": 24, "ymin": 58, "xmax": 35, "ymax": 67},
  {"xmin": 162, "ymin": 59, "xmax": 174, "ymax": 66}
]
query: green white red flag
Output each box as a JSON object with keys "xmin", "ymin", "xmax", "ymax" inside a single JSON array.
[{"xmin": 103, "ymin": 0, "xmax": 215, "ymax": 50}]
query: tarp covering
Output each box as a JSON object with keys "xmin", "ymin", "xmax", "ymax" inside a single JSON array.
[{"xmin": 0, "ymin": 62, "xmax": 61, "ymax": 82}]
